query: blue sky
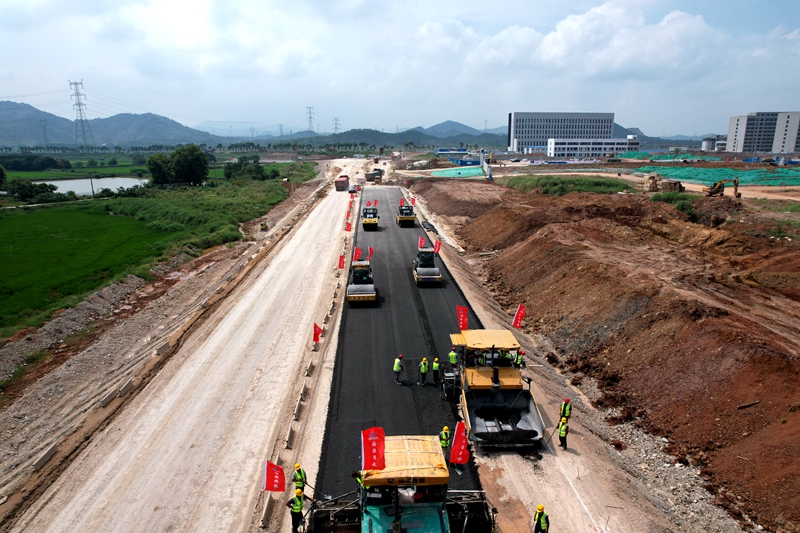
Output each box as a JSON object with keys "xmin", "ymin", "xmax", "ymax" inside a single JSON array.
[{"xmin": 0, "ymin": 0, "xmax": 798, "ymax": 137}]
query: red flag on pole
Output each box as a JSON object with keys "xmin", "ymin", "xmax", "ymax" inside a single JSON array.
[
  {"xmin": 374, "ymin": 199, "xmax": 379, "ymax": 207},
  {"xmin": 353, "ymin": 247, "xmax": 363, "ymax": 261},
  {"xmin": 338, "ymin": 255, "xmax": 345, "ymax": 269},
  {"xmin": 449, "ymin": 421, "xmax": 470, "ymax": 464},
  {"xmin": 456, "ymin": 305, "xmax": 469, "ymax": 331},
  {"xmin": 433, "ymin": 240, "xmax": 441, "ymax": 254},
  {"xmin": 263, "ymin": 460, "xmax": 285, "ymax": 492},
  {"xmin": 350, "ymin": 193, "xmax": 354, "ymax": 200},
  {"xmin": 313, "ymin": 323, "xmax": 323, "ymax": 343},
  {"xmin": 512, "ymin": 304, "xmax": 526, "ymax": 329},
  {"xmin": 400, "ymin": 198, "xmax": 405, "ymax": 206},
  {"xmin": 367, "ymin": 200, "xmax": 372, "ymax": 207},
  {"xmin": 361, "ymin": 426, "xmax": 386, "ymax": 470},
  {"xmin": 345, "ymin": 222, "xmax": 352, "ymax": 232},
  {"xmin": 411, "ymin": 197, "xmax": 416, "ymax": 206},
  {"xmin": 349, "ymin": 200, "xmax": 352, "ymax": 209},
  {"xmin": 367, "ymin": 246, "xmax": 374, "ymax": 260},
  {"xmin": 418, "ymin": 236, "xmax": 426, "ymax": 249},
  {"xmin": 346, "ymin": 211, "xmax": 350, "ymax": 219}
]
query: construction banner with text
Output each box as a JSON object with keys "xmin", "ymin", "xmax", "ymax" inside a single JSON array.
[
  {"xmin": 263, "ymin": 460, "xmax": 285, "ymax": 492},
  {"xmin": 367, "ymin": 246, "xmax": 375, "ymax": 260},
  {"xmin": 338, "ymin": 255, "xmax": 345, "ymax": 269},
  {"xmin": 313, "ymin": 323, "xmax": 323, "ymax": 343},
  {"xmin": 449, "ymin": 422, "xmax": 470, "ymax": 464},
  {"xmin": 456, "ymin": 305, "xmax": 468, "ymax": 331},
  {"xmin": 353, "ymin": 247, "xmax": 362, "ymax": 262},
  {"xmin": 400, "ymin": 198, "xmax": 405, "ymax": 206},
  {"xmin": 361, "ymin": 426, "xmax": 386, "ymax": 470},
  {"xmin": 434, "ymin": 240, "xmax": 441, "ymax": 254},
  {"xmin": 512, "ymin": 304, "xmax": 526, "ymax": 329},
  {"xmin": 418, "ymin": 236, "xmax": 426, "ymax": 249}
]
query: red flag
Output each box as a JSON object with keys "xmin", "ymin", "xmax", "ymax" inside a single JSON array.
[
  {"xmin": 433, "ymin": 240, "xmax": 441, "ymax": 254},
  {"xmin": 263, "ymin": 460, "xmax": 285, "ymax": 492},
  {"xmin": 346, "ymin": 211, "xmax": 350, "ymax": 219},
  {"xmin": 374, "ymin": 199, "xmax": 379, "ymax": 206},
  {"xmin": 449, "ymin": 421, "xmax": 470, "ymax": 464},
  {"xmin": 456, "ymin": 305, "xmax": 469, "ymax": 331},
  {"xmin": 313, "ymin": 323, "xmax": 323, "ymax": 343},
  {"xmin": 349, "ymin": 200, "xmax": 352, "ymax": 209},
  {"xmin": 512, "ymin": 304, "xmax": 526, "ymax": 329},
  {"xmin": 418, "ymin": 236, "xmax": 426, "ymax": 249},
  {"xmin": 353, "ymin": 247, "xmax": 363, "ymax": 262},
  {"xmin": 400, "ymin": 198, "xmax": 405, "ymax": 206},
  {"xmin": 361, "ymin": 426, "xmax": 386, "ymax": 470},
  {"xmin": 345, "ymin": 222, "xmax": 352, "ymax": 232},
  {"xmin": 338, "ymin": 255, "xmax": 345, "ymax": 269},
  {"xmin": 411, "ymin": 197, "xmax": 416, "ymax": 206},
  {"xmin": 367, "ymin": 246, "xmax": 374, "ymax": 260},
  {"xmin": 350, "ymin": 193, "xmax": 354, "ymax": 200},
  {"xmin": 367, "ymin": 200, "xmax": 372, "ymax": 207}
]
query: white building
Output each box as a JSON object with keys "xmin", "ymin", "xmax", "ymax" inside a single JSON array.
[
  {"xmin": 508, "ymin": 112, "xmax": 614, "ymax": 152},
  {"xmin": 701, "ymin": 135, "xmax": 727, "ymax": 152},
  {"xmin": 546, "ymin": 136, "xmax": 640, "ymax": 158},
  {"xmin": 726, "ymin": 111, "xmax": 800, "ymax": 154}
]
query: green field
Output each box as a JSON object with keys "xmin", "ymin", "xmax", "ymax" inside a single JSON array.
[
  {"xmin": 0, "ymin": 204, "xmax": 179, "ymax": 339},
  {"xmin": 502, "ymin": 175, "xmax": 636, "ymax": 195}
]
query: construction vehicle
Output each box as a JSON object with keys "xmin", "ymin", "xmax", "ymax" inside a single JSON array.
[
  {"xmin": 447, "ymin": 329, "xmax": 545, "ymax": 449},
  {"xmin": 361, "ymin": 206, "xmax": 379, "ymax": 231},
  {"xmin": 395, "ymin": 205, "xmax": 416, "ymax": 227},
  {"xmin": 406, "ymin": 160, "xmax": 429, "ymax": 170},
  {"xmin": 412, "ymin": 247, "xmax": 442, "ymax": 285},
  {"xmin": 335, "ymin": 175, "xmax": 350, "ymax": 191},
  {"xmin": 702, "ymin": 177, "xmax": 741, "ymax": 198},
  {"xmin": 308, "ymin": 435, "xmax": 497, "ymax": 532},
  {"xmin": 346, "ymin": 260, "xmax": 376, "ymax": 304}
]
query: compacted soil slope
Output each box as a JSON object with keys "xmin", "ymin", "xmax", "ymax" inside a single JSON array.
[{"xmin": 412, "ymin": 178, "xmax": 800, "ymax": 532}]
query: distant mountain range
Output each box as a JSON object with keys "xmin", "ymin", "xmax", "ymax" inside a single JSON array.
[{"xmin": 0, "ymin": 100, "xmax": 702, "ymax": 150}]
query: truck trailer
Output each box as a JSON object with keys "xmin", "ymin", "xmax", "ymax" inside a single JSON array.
[{"xmin": 335, "ymin": 175, "xmax": 350, "ymax": 191}]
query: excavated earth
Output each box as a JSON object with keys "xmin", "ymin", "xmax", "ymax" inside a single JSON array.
[{"xmin": 410, "ymin": 178, "xmax": 800, "ymax": 533}]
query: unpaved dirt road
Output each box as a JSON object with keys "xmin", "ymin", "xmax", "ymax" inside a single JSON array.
[{"xmin": 9, "ymin": 161, "xmax": 366, "ymax": 532}]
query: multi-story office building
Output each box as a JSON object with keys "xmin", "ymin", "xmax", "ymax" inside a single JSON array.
[
  {"xmin": 726, "ymin": 112, "xmax": 800, "ymax": 154},
  {"xmin": 546, "ymin": 136, "xmax": 640, "ymax": 158},
  {"xmin": 507, "ymin": 112, "xmax": 614, "ymax": 152}
]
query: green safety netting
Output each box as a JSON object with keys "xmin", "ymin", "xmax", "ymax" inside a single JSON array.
[
  {"xmin": 430, "ymin": 167, "xmax": 485, "ymax": 177},
  {"xmin": 617, "ymin": 152, "xmax": 652, "ymax": 159},
  {"xmin": 649, "ymin": 154, "xmax": 722, "ymax": 161},
  {"xmin": 633, "ymin": 166, "xmax": 800, "ymax": 186}
]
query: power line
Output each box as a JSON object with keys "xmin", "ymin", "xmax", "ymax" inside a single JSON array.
[{"xmin": 69, "ymin": 80, "xmax": 95, "ymax": 151}]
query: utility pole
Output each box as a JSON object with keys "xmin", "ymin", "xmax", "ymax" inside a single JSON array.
[
  {"xmin": 279, "ymin": 124, "xmax": 283, "ymax": 137},
  {"xmin": 333, "ymin": 117, "xmax": 340, "ymax": 134},
  {"xmin": 306, "ymin": 106, "xmax": 315, "ymax": 132},
  {"xmin": 69, "ymin": 80, "xmax": 95, "ymax": 152}
]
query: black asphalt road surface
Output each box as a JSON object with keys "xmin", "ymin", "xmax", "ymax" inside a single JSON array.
[{"xmin": 316, "ymin": 186, "xmax": 484, "ymax": 497}]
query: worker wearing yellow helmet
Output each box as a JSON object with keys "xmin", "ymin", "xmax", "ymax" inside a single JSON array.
[
  {"xmin": 432, "ymin": 357, "xmax": 441, "ymax": 384},
  {"xmin": 287, "ymin": 487, "xmax": 317, "ymax": 533},
  {"xmin": 292, "ymin": 463, "xmax": 307, "ymax": 491},
  {"xmin": 533, "ymin": 504, "xmax": 549, "ymax": 532},
  {"xmin": 558, "ymin": 417, "xmax": 569, "ymax": 450},
  {"xmin": 439, "ymin": 425, "xmax": 451, "ymax": 453},
  {"xmin": 418, "ymin": 357, "xmax": 429, "ymax": 386}
]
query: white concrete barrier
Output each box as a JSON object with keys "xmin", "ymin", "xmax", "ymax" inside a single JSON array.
[
  {"xmin": 285, "ymin": 425, "xmax": 294, "ymax": 449},
  {"xmin": 118, "ymin": 378, "xmax": 134, "ymax": 397},
  {"xmin": 100, "ymin": 388, "xmax": 118, "ymax": 408},
  {"xmin": 156, "ymin": 342, "xmax": 170, "ymax": 355},
  {"xmin": 33, "ymin": 443, "xmax": 58, "ymax": 471}
]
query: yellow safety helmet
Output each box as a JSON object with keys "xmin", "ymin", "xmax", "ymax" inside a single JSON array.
[
  {"xmin": 434, "ymin": 358, "xmax": 439, "ymax": 362},
  {"xmin": 561, "ymin": 417, "xmax": 567, "ymax": 423},
  {"xmin": 537, "ymin": 504, "xmax": 544, "ymax": 512},
  {"xmin": 295, "ymin": 489, "xmax": 303, "ymax": 496},
  {"xmin": 422, "ymin": 357, "xmax": 427, "ymax": 362},
  {"xmin": 295, "ymin": 463, "xmax": 301, "ymax": 470},
  {"xmin": 443, "ymin": 425, "xmax": 449, "ymax": 431}
]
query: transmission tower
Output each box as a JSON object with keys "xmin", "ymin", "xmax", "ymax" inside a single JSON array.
[
  {"xmin": 333, "ymin": 117, "xmax": 340, "ymax": 134},
  {"xmin": 306, "ymin": 106, "xmax": 315, "ymax": 132},
  {"xmin": 40, "ymin": 120, "xmax": 49, "ymax": 151},
  {"xmin": 69, "ymin": 80, "xmax": 95, "ymax": 151},
  {"xmin": 279, "ymin": 124, "xmax": 284, "ymax": 137}
]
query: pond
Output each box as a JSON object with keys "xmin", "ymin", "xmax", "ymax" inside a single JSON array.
[{"xmin": 33, "ymin": 177, "xmax": 149, "ymax": 196}]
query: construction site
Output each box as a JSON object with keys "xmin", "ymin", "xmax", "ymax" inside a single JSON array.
[{"xmin": 0, "ymin": 157, "xmax": 799, "ymax": 533}]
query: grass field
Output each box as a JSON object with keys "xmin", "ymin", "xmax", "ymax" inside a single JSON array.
[
  {"xmin": 0, "ymin": 203, "xmax": 179, "ymax": 339},
  {"xmin": 501, "ymin": 175, "xmax": 636, "ymax": 195}
]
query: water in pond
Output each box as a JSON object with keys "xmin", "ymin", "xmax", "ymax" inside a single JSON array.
[{"xmin": 33, "ymin": 177, "xmax": 149, "ymax": 196}]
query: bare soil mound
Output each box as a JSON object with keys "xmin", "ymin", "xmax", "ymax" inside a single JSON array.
[{"xmin": 411, "ymin": 179, "xmax": 800, "ymax": 531}]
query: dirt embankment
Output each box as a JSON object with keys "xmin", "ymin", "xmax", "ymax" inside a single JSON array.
[{"xmin": 411, "ymin": 179, "xmax": 800, "ymax": 532}]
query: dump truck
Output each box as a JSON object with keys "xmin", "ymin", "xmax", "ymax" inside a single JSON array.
[
  {"xmin": 396, "ymin": 205, "xmax": 416, "ymax": 227},
  {"xmin": 335, "ymin": 175, "xmax": 350, "ymax": 191},
  {"xmin": 412, "ymin": 247, "xmax": 442, "ymax": 285},
  {"xmin": 308, "ymin": 435, "xmax": 496, "ymax": 532},
  {"xmin": 447, "ymin": 329, "xmax": 545, "ymax": 449},
  {"xmin": 361, "ymin": 206, "xmax": 379, "ymax": 230},
  {"xmin": 346, "ymin": 260, "xmax": 376, "ymax": 304}
]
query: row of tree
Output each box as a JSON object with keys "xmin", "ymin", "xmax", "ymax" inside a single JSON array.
[{"xmin": 145, "ymin": 145, "xmax": 209, "ymax": 185}]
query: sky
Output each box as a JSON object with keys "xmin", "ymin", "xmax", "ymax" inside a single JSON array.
[{"xmin": 0, "ymin": 0, "xmax": 798, "ymax": 137}]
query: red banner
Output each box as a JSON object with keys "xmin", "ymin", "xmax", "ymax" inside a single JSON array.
[
  {"xmin": 346, "ymin": 211, "xmax": 350, "ymax": 219},
  {"xmin": 411, "ymin": 197, "xmax": 416, "ymax": 206},
  {"xmin": 366, "ymin": 200, "xmax": 372, "ymax": 207},
  {"xmin": 367, "ymin": 246, "xmax": 374, "ymax": 260},
  {"xmin": 400, "ymin": 198, "xmax": 405, "ymax": 206},
  {"xmin": 361, "ymin": 426, "xmax": 386, "ymax": 470},
  {"xmin": 350, "ymin": 193, "xmax": 354, "ymax": 200},
  {"xmin": 313, "ymin": 323, "xmax": 323, "ymax": 343},
  {"xmin": 433, "ymin": 240, "xmax": 441, "ymax": 254},
  {"xmin": 512, "ymin": 304, "xmax": 526, "ymax": 329},
  {"xmin": 374, "ymin": 199, "xmax": 379, "ymax": 206},
  {"xmin": 418, "ymin": 236, "xmax": 426, "ymax": 249},
  {"xmin": 263, "ymin": 460, "xmax": 285, "ymax": 492},
  {"xmin": 456, "ymin": 305, "xmax": 468, "ymax": 331},
  {"xmin": 353, "ymin": 247, "xmax": 362, "ymax": 262},
  {"xmin": 449, "ymin": 421, "xmax": 470, "ymax": 464},
  {"xmin": 349, "ymin": 200, "xmax": 352, "ymax": 209},
  {"xmin": 338, "ymin": 255, "xmax": 345, "ymax": 269},
  {"xmin": 345, "ymin": 222, "xmax": 352, "ymax": 232}
]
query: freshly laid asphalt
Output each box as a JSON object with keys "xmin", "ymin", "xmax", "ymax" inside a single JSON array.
[{"xmin": 316, "ymin": 186, "xmax": 484, "ymax": 497}]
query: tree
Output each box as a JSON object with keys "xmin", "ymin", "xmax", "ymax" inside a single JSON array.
[
  {"xmin": 131, "ymin": 154, "xmax": 147, "ymax": 166},
  {"xmin": 87, "ymin": 159, "xmax": 98, "ymax": 167},
  {"xmin": 147, "ymin": 153, "xmax": 172, "ymax": 185},
  {"xmin": 108, "ymin": 158, "xmax": 118, "ymax": 166},
  {"xmin": 0, "ymin": 165, "xmax": 6, "ymax": 189},
  {"xmin": 170, "ymin": 145, "xmax": 208, "ymax": 185}
]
